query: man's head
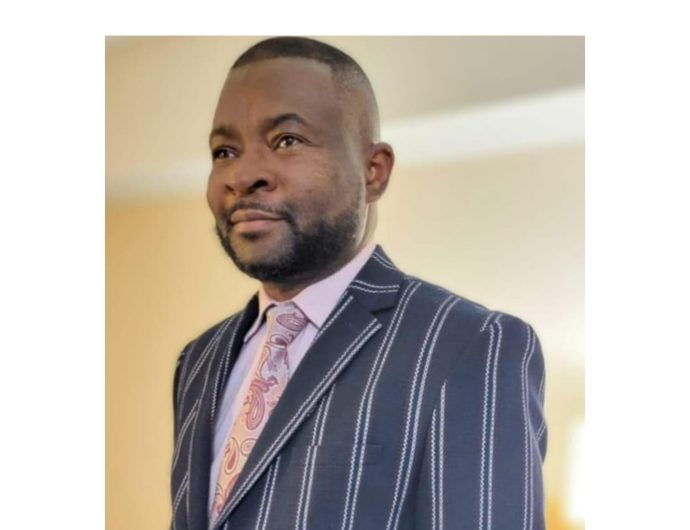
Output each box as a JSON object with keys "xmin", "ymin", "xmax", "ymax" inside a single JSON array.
[{"xmin": 207, "ymin": 37, "xmax": 394, "ymax": 296}]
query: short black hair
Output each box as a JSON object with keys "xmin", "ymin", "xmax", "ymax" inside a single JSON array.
[
  {"xmin": 233, "ymin": 36, "xmax": 368, "ymax": 83},
  {"xmin": 232, "ymin": 37, "xmax": 380, "ymax": 141}
]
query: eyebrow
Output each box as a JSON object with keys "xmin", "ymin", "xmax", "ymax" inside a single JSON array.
[{"xmin": 208, "ymin": 113, "xmax": 310, "ymax": 147}]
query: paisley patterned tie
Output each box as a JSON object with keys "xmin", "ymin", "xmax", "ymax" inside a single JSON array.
[{"xmin": 211, "ymin": 302, "xmax": 309, "ymax": 522}]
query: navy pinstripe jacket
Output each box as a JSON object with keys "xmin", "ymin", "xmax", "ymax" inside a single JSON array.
[{"xmin": 171, "ymin": 247, "xmax": 547, "ymax": 530}]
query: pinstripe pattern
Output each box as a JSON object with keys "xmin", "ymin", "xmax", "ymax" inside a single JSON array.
[
  {"xmin": 521, "ymin": 326, "xmax": 534, "ymax": 530},
  {"xmin": 180, "ymin": 317, "xmax": 236, "ymax": 408},
  {"xmin": 537, "ymin": 370, "xmax": 545, "ymax": 400},
  {"xmin": 371, "ymin": 253, "xmax": 397, "ymax": 271},
  {"xmin": 171, "ymin": 247, "xmax": 547, "ymax": 530},
  {"xmin": 350, "ymin": 278, "xmax": 400, "ymax": 295},
  {"xmin": 480, "ymin": 311, "xmax": 496, "ymax": 332},
  {"xmin": 386, "ymin": 294, "xmax": 461, "ymax": 530},
  {"xmin": 487, "ymin": 317, "xmax": 504, "ymax": 530},
  {"xmin": 341, "ymin": 281, "xmax": 422, "ymax": 530},
  {"xmin": 172, "ymin": 473, "xmax": 189, "ymax": 530},
  {"xmin": 523, "ymin": 326, "xmax": 538, "ymax": 530},
  {"xmin": 294, "ymin": 384, "xmax": 335, "ymax": 529},
  {"xmin": 438, "ymin": 383, "xmax": 446, "ymax": 530},
  {"xmin": 349, "ymin": 284, "xmax": 398, "ymax": 294},
  {"xmin": 254, "ymin": 464, "xmax": 273, "ymax": 530},
  {"xmin": 210, "ymin": 318, "xmax": 244, "ymax": 422},
  {"xmin": 254, "ymin": 456, "xmax": 281, "ymax": 530},
  {"xmin": 351, "ymin": 279, "xmax": 400, "ymax": 290},
  {"xmin": 185, "ymin": 323, "xmax": 226, "ymax": 526},
  {"xmin": 294, "ymin": 434, "xmax": 317, "ymax": 529},
  {"xmin": 373, "ymin": 249, "xmax": 395, "ymax": 267},
  {"xmin": 430, "ymin": 409, "xmax": 438, "ymax": 530},
  {"xmin": 536, "ymin": 371, "xmax": 547, "ymax": 442},
  {"xmin": 175, "ymin": 338, "xmax": 197, "ymax": 412},
  {"xmin": 479, "ymin": 319, "xmax": 498, "ymax": 530},
  {"xmin": 171, "ymin": 399, "xmax": 199, "ymax": 471},
  {"xmin": 307, "ymin": 387, "xmax": 334, "ymax": 509}
]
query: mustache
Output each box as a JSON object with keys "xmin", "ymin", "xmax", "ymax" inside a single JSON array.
[{"xmin": 222, "ymin": 200, "xmax": 296, "ymax": 229}]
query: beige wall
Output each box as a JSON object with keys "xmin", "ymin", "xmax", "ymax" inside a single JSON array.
[{"xmin": 106, "ymin": 143, "xmax": 584, "ymax": 529}]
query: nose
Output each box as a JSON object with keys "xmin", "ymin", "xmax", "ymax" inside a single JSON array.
[{"xmin": 217, "ymin": 149, "xmax": 275, "ymax": 197}]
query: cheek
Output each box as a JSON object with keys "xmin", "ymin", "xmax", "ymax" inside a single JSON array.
[
  {"xmin": 294, "ymin": 181, "xmax": 344, "ymax": 217},
  {"xmin": 302, "ymin": 158, "xmax": 355, "ymax": 200},
  {"xmin": 283, "ymin": 160, "xmax": 335, "ymax": 206}
]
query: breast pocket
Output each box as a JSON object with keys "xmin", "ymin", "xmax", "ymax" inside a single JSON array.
[{"xmin": 288, "ymin": 443, "xmax": 382, "ymax": 467}]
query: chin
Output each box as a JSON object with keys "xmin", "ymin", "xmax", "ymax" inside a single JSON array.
[
  {"xmin": 231, "ymin": 231, "xmax": 290, "ymax": 261},
  {"xmin": 220, "ymin": 231, "xmax": 295, "ymax": 282},
  {"xmin": 234, "ymin": 249, "xmax": 287, "ymax": 273}
]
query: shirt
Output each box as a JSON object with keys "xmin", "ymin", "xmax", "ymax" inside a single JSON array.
[{"xmin": 208, "ymin": 242, "xmax": 376, "ymax": 510}]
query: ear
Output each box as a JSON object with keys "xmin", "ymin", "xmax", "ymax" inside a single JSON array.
[{"xmin": 364, "ymin": 142, "xmax": 394, "ymax": 203}]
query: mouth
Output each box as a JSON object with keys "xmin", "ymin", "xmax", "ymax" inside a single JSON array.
[
  {"xmin": 229, "ymin": 208, "xmax": 284, "ymax": 233},
  {"xmin": 230, "ymin": 209, "xmax": 282, "ymax": 224}
]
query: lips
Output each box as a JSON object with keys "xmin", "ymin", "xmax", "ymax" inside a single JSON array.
[
  {"xmin": 230, "ymin": 209, "xmax": 282, "ymax": 225},
  {"xmin": 228, "ymin": 209, "xmax": 284, "ymax": 234}
]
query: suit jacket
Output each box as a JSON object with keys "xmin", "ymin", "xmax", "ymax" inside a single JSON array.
[{"xmin": 171, "ymin": 247, "xmax": 547, "ymax": 530}]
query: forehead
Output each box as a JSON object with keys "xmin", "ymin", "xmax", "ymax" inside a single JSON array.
[{"xmin": 213, "ymin": 58, "xmax": 343, "ymax": 129}]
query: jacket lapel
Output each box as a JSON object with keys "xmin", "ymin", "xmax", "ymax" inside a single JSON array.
[
  {"xmin": 212, "ymin": 246, "xmax": 405, "ymax": 528},
  {"xmin": 186, "ymin": 296, "xmax": 258, "ymax": 530}
]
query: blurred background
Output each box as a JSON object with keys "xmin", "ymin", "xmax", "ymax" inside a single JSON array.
[{"xmin": 106, "ymin": 36, "xmax": 584, "ymax": 529}]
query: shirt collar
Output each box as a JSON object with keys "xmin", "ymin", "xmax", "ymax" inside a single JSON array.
[{"xmin": 243, "ymin": 242, "xmax": 376, "ymax": 343}]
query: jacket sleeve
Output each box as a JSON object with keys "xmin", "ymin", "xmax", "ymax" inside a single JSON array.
[{"xmin": 415, "ymin": 313, "xmax": 547, "ymax": 529}]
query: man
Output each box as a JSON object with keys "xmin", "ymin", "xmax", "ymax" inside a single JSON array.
[{"xmin": 171, "ymin": 37, "xmax": 547, "ymax": 530}]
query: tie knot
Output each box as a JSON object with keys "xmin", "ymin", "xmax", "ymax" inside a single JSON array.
[{"xmin": 265, "ymin": 302, "xmax": 309, "ymax": 347}]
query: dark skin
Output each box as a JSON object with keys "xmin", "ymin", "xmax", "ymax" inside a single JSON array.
[{"xmin": 207, "ymin": 58, "xmax": 394, "ymax": 301}]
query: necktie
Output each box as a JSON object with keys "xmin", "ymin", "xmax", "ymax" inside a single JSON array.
[{"xmin": 211, "ymin": 302, "xmax": 309, "ymax": 521}]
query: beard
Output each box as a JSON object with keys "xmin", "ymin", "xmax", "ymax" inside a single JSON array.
[{"xmin": 215, "ymin": 198, "xmax": 361, "ymax": 284}]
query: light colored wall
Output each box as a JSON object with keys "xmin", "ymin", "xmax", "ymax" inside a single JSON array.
[{"xmin": 106, "ymin": 143, "xmax": 584, "ymax": 530}]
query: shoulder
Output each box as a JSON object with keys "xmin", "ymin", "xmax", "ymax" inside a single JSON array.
[
  {"xmin": 175, "ymin": 310, "xmax": 245, "ymax": 370},
  {"xmin": 397, "ymin": 274, "xmax": 492, "ymax": 329},
  {"xmin": 399, "ymin": 275, "xmax": 539, "ymax": 364}
]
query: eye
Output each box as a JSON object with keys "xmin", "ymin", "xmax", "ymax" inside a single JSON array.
[
  {"xmin": 211, "ymin": 147, "xmax": 237, "ymax": 160},
  {"xmin": 275, "ymin": 135, "xmax": 303, "ymax": 150}
]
